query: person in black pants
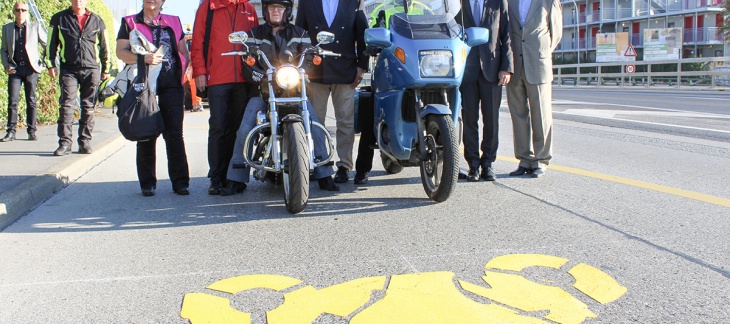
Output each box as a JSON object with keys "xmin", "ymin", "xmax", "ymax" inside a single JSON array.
[
  {"xmin": 354, "ymin": 88, "xmax": 374, "ymax": 185},
  {"xmin": 116, "ymin": 0, "xmax": 191, "ymax": 196}
]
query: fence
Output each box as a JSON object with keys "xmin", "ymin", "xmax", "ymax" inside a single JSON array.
[{"xmin": 554, "ymin": 57, "xmax": 730, "ymax": 88}]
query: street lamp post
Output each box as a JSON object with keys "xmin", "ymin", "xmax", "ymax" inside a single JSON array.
[{"xmin": 573, "ymin": 0, "xmax": 580, "ymax": 84}]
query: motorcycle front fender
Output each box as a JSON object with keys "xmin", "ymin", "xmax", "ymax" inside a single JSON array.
[{"xmin": 418, "ymin": 104, "xmax": 452, "ymax": 119}]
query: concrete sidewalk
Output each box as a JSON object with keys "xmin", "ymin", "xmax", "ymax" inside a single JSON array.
[{"xmin": 0, "ymin": 106, "xmax": 128, "ymax": 230}]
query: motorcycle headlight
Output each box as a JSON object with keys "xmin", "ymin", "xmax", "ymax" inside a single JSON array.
[
  {"xmin": 275, "ymin": 66, "xmax": 300, "ymax": 90},
  {"xmin": 419, "ymin": 50, "xmax": 453, "ymax": 78}
]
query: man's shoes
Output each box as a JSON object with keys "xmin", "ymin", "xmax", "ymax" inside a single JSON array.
[
  {"xmin": 318, "ymin": 176, "xmax": 340, "ymax": 191},
  {"xmin": 174, "ymin": 186, "xmax": 190, "ymax": 196},
  {"xmin": 458, "ymin": 171, "xmax": 468, "ymax": 180},
  {"xmin": 467, "ymin": 168, "xmax": 480, "ymax": 182},
  {"xmin": 221, "ymin": 181, "xmax": 247, "ymax": 196},
  {"xmin": 28, "ymin": 133, "xmax": 38, "ymax": 141},
  {"xmin": 354, "ymin": 172, "xmax": 369, "ymax": 185},
  {"xmin": 334, "ymin": 166, "xmax": 349, "ymax": 183},
  {"xmin": 53, "ymin": 145, "xmax": 72, "ymax": 156},
  {"xmin": 509, "ymin": 166, "xmax": 532, "ymax": 176},
  {"xmin": 78, "ymin": 143, "xmax": 93, "ymax": 154},
  {"xmin": 481, "ymin": 166, "xmax": 496, "ymax": 181},
  {"xmin": 1, "ymin": 133, "xmax": 15, "ymax": 142},
  {"xmin": 142, "ymin": 187, "xmax": 156, "ymax": 197},
  {"xmin": 208, "ymin": 179, "xmax": 222, "ymax": 195},
  {"xmin": 531, "ymin": 167, "xmax": 546, "ymax": 178}
]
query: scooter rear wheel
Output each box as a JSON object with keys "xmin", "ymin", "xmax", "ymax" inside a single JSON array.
[
  {"xmin": 419, "ymin": 115, "xmax": 458, "ymax": 202},
  {"xmin": 282, "ymin": 122, "xmax": 310, "ymax": 214}
]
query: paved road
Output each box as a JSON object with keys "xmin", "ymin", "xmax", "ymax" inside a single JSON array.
[{"xmin": 1, "ymin": 89, "xmax": 729, "ymax": 323}]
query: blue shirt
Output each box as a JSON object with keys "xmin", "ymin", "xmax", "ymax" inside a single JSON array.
[
  {"xmin": 323, "ymin": 0, "xmax": 339, "ymax": 27},
  {"xmin": 519, "ymin": 0, "xmax": 531, "ymax": 26}
]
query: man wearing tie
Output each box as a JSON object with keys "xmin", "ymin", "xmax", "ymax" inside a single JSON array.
[
  {"xmin": 506, "ymin": 0, "xmax": 562, "ymax": 178},
  {"xmin": 458, "ymin": 0, "xmax": 513, "ymax": 181}
]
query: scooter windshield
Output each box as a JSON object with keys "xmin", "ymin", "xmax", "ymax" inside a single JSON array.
[{"xmin": 379, "ymin": 0, "xmax": 462, "ymax": 40}]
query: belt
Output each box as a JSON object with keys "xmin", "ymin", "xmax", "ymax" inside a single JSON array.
[{"xmin": 18, "ymin": 61, "xmax": 27, "ymax": 66}]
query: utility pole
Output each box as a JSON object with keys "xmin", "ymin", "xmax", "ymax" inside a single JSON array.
[{"xmin": 572, "ymin": 0, "xmax": 580, "ymax": 85}]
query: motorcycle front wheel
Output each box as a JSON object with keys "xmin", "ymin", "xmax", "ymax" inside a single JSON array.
[
  {"xmin": 419, "ymin": 115, "xmax": 458, "ymax": 202},
  {"xmin": 282, "ymin": 122, "xmax": 310, "ymax": 214}
]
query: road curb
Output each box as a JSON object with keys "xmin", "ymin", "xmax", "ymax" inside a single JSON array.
[{"xmin": 0, "ymin": 135, "xmax": 129, "ymax": 231}]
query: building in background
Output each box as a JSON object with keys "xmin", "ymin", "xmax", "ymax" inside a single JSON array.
[
  {"xmin": 556, "ymin": 0, "xmax": 727, "ymax": 62},
  {"xmin": 102, "ymin": 0, "xmax": 138, "ymax": 32}
]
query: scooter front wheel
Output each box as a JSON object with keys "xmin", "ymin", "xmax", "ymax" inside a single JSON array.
[
  {"xmin": 282, "ymin": 122, "xmax": 310, "ymax": 214},
  {"xmin": 419, "ymin": 115, "xmax": 458, "ymax": 202}
]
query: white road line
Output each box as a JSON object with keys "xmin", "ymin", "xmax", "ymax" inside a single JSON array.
[{"xmin": 555, "ymin": 111, "xmax": 730, "ymax": 134}]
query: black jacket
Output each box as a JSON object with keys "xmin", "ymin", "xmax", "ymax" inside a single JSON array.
[
  {"xmin": 457, "ymin": 0, "xmax": 513, "ymax": 83},
  {"xmin": 295, "ymin": 0, "xmax": 369, "ymax": 84},
  {"xmin": 49, "ymin": 8, "xmax": 110, "ymax": 73}
]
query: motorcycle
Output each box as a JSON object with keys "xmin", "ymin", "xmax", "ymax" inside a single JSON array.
[
  {"xmin": 359, "ymin": 0, "xmax": 490, "ymax": 202},
  {"xmin": 224, "ymin": 31, "xmax": 339, "ymax": 214}
]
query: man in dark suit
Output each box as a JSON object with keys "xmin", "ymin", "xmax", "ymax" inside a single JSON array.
[
  {"xmin": 1, "ymin": 2, "xmax": 47, "ymax": 142},
  {"xmin": 458, "ymin": 0, "xmax": 513, "ymax": 181},
  {"xmin": 295, "ymin": 0, "xmax": 369, "ymax": 184}
]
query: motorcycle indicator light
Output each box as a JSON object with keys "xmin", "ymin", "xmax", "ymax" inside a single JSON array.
[
  {"xmin": 419, "ymin": 50, "xmax": 453, "ymax": 77},
  {"xmin": 313, "ymin": 55, "xmax": 322, "ymax": 66},
  {"xmin": 246, "ymin": 56, "xmax": 256, "ymax": 66},
  {"xmin": 275, "ymin": 66, "xmax": 300, "ymax": 90},
  {"xmin": 395, "ymin": 47, "xmax": 406, "ymax": 64}
]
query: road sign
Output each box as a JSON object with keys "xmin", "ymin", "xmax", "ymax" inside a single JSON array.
[
  {"xmin": 626, "ymin": 64, "xmax": 636, "ymax": 73},
  {"xmin": 624, "ymin": 44, "xmax": 637, "ymax": 57}
]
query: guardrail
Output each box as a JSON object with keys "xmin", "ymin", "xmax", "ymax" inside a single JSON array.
[{"xmin": 554, "ymin": 57, "xmax": 730, "ymax": 88}]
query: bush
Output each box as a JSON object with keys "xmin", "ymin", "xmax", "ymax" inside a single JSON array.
[{"xmin": 0, "ymin": 0, "xmax": 115, "ymax": 131}]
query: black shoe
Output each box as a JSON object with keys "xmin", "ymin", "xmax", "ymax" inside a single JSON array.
[
  {"xmin": 481, "ymin": 166, "xmax": 496, "ymax": 181},
  {"xmin": 221, "ymin": 181, "xmax": 247, "ymax": 196},
  {"xmin": 318, "ymin": 176, "xmax": 340, "ymax": 191},
  {"xmin": 53, "ymin": 145, "xmax": 72, "ymax": 156},
  {"xmin": 467, "ymin": 168, "xmax": 480, "ymax": 182},
  {"xmin": 78, "ymin": 143, "xmax": 93, "ymax": 154},
  {"xmin": 208, "ymin": 179, "xmax": 222, "ymax": 195},
  {"xmin": 174, "ymin": 186, "xmax": 190, "ymax": 195},
  {"xmin": 354, "ymin": 172, "xmax": 369, "ymax": 185},
  {"xmin": 142, "ymin": 187, "xmax": 156, "ymax": 197},
  {"xmin": 531, "ymin": 167, "xmax": 546, "ymax": 178},
  {"xmin": 28, "ymin": 133, "xmax": 38, "ymax": 141},
  {"xmin": 458, "ymin": 171, "xmax": 468, "ymax": 180},
  {"xmin": 509, "ymin": 166, "xmax": 532, "ymax": 176},
  {"xmin": 1, "ymin": 133, "xmax": 15, "ymax": 142},
  {"xmin": 334, "ymin": 166, "xmax": 349, "ymax": 183}
]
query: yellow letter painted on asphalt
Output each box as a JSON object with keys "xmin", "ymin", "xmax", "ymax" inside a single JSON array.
[
  {"xmin": 569, "ymin": 263, "xmax": 628, "ymax": 304},
  {"xmin": 207, "ymin": 274, "xmax": 303, "ymax": 293},
  {"xmin": 180, "ymin": 292, "xmax": 251, "ymax": 324}
]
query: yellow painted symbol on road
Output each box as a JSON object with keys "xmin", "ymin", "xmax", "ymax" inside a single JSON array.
[{"xmin": 180, "ymin": 254, "xmax": 627, "ymax": 323}]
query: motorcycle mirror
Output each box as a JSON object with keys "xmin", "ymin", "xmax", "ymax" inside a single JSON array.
[
  {"xmin": 464, "ymin": 27, "xmax": 490, "ymax": 47},
  {"xmin": 364, "ymin": 28, "xmax": 392, "ymax": 48},
  {"xmin": 228, "ymin": 31, "xmax": 249, "ymax": 45},
  {"xmin": 316, "ymin": 32, "xmax": 335, "ymax": 45}
]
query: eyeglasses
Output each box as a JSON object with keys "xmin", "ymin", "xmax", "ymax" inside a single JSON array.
[
  {"xmin": 14, "ymin": 8, "xmax": 28, "ymax": 12},
  {"xmin": 268, "ymin": 5, "xmax": 286, "ymax": 11}
]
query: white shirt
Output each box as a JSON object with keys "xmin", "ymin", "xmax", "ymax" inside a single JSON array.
[
  {"xmin": 323, "ymin": 0, "xmax": 339, "ymax": 27},
  {"xmin": 519, "ymin": 0, "xmax": 531, "ymax": 26}
]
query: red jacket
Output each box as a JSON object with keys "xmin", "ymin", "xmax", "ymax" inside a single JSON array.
[{"xmin": 191, "ymin": 0, "xmax": 258, "ymax": 86}]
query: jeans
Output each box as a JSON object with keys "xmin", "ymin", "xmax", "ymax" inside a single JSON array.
[
  {"xmin": 6, "ymin": 65, "xmax": 38, "ymax": 134},
  {"xmin": 227, "ymin": 97, "xmax": 335, "ymax": 183},
  {"xmin": 57, "ymin": 67, "xmax": 99, "ymax": 146}
]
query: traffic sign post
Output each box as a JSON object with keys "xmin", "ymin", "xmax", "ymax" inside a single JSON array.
[{"xmin": 626, "ymin": 64, "xmax": 636, "ymax": 73}]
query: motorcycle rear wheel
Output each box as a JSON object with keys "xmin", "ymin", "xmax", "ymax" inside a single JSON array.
[
  {"xmin": 419, "ymin": 115, "xmax": 458, "ymax": 202},
  {"xmin": 282, "ymin": 122, "xmax": 310, "ymax": 214}
]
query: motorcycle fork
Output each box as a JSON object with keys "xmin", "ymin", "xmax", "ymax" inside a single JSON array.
[{"xmin": 414, "ymin": 90, "xmax": 428, "ymax": 161}]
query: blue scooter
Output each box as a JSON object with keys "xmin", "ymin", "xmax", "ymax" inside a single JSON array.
[{"xmin": 361, "ymin": 0, "xmax": 489, "ymax": 202}]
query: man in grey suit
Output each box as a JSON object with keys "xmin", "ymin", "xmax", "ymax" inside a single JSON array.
[
  {"xmin": 506, "ymin": 0, "xmax": 561, "ymax": 178},
  {"xmin": 1, "ymin": 2, "xmax": 47, "ymax": 142},
  {"xmin": 458, "ymin": 0, "xmax": 513, "ymax": 182}
]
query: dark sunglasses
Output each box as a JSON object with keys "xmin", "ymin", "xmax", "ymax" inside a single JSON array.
[{"xmin": 14, "ymin": 8, "xmax": 28, "ymax": 12}]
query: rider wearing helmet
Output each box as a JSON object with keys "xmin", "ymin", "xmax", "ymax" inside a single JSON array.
[{"xmin": 223, "ymin": 0, "xmax": 339, "ymax": 195}]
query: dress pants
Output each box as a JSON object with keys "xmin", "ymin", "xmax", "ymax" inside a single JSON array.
[
  {"xmin": 57, "ymin": 67, "xmax": 99, "ymax": 146},
  {"xmin": 5, "ymin": 65, "xmax": 38, "ymax": 134},
  {"xmin": 136, "ymin": 85, "xmax": 190, "ymax": 191},
  {"xmin": 206, "ymin": 82, "xmax": 249, "ymax": 183},
  {"xmin": 460, "ymin": 71, "xmax": 502, "ymax": 170},
  {"xmin": 307, "ymin": 82, "xmax": 355, "ymax": 171},
  {"xmin": 355, "ymin": 89, "xmax": 375, "ymax": 174},
  {"xmin": 506, "ymin": 73, "xmax": 553, "ymax": 169}
]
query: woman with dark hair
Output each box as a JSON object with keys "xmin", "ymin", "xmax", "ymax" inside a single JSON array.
[{"xmin": 116, "ymin": 0, "xmax": 191, "ymax": 197}]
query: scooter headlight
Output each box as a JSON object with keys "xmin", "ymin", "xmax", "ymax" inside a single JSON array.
[
  {"xmin": 419, "ymin": 50, "xmax": 453, "ymax": 78},
  {"xmin": 275, "ymin": 66, "xmax": 300, "ymax": 90}
]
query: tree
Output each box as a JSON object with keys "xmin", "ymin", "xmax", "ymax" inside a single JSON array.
[{"xmin": 0, "ymin": 0, "xmax": 116, "ymax": 130}]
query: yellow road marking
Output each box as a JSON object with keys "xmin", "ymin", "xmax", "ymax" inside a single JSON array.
[{"xmin": 495, "ymin": 156, "xmax": 730, "ymax": 208}]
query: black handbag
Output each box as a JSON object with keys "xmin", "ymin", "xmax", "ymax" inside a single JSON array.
[{"xmin": 116, "ymin": 55, "xmax": 165, "ymax": 141}]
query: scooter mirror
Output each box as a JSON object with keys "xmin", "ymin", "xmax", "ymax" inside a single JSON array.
[
  {"xmin": 228, "ymin": 31, "xmax": 249, "ymax": 45},
  {"xmin": 316, "ymin": 32, "xmax": 335, "ymax": 45},
  {"xmin": 464, "ymin": 27, "xmax": 489, "ymax": 47},
  {"xmin": 364, "ymin": 28, "xmax": 391, "ymax": 48}
]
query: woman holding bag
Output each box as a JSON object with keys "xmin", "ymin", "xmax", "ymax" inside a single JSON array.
[{"xmin": 116, "ymin": 0, "xmax": 191, "ymax": 197}]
